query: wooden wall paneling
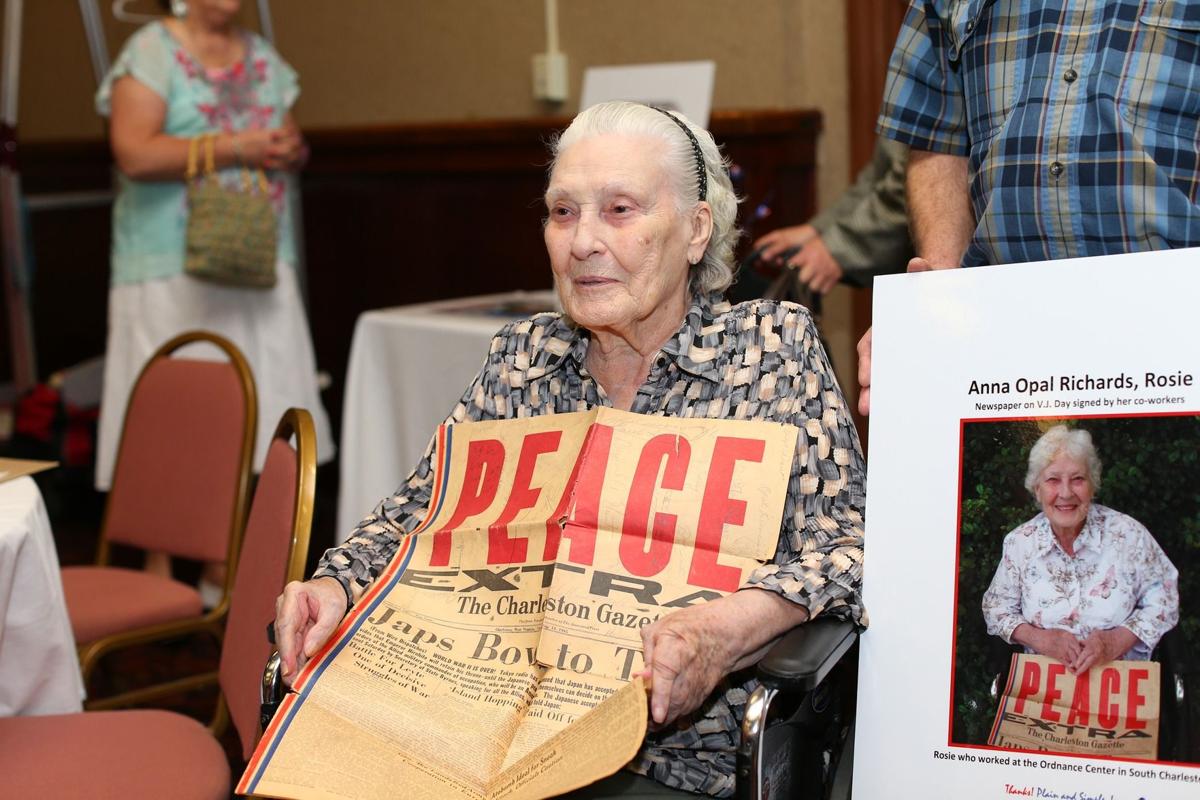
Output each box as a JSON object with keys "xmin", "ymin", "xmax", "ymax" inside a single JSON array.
[
  {"xmin": 19, "ymin": 141, "xmax": 113, "ymax": 382},
  {"xmin": 845, "ymin": 0, "xmax": 912, "ymax": 445},
  {"xmin": 12, "ymin": 110, "xmax": 820, "ymax": 438}
]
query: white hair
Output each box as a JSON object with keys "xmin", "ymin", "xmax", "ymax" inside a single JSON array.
[
  {"xmin": 547, "ymin": 101, "xmax": 741, "ymax": 294},
  {"xmin": 1024, "ymin": 425, "xmax": 1102, "ymax": 495}
]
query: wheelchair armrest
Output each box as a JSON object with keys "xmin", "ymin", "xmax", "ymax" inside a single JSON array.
[
  {"xmin": 756, "ymin": 617, "xmax": 859, "ymax": 692},
  {"xmin": 260, "ymin": 650, "xmax": 286, "ymax": 731}
]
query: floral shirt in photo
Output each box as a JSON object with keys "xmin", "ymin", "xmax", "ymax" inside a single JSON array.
[{"xmin": 982, "ymin": 504, "xmax": 1179, "ymax": 660}]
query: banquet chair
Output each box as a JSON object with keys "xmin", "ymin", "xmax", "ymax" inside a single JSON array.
[
  {"xmin": 61, "ymin": 330, "xmax": 257, "ymax": 710},
  {"xmin": 0, "ymin": 408, "xmax": 317, "ymax": 799}
]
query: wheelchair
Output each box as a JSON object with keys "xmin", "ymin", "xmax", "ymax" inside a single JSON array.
[{"xmin": 261, "ymin": 616, "xmax": 860, "ymax": 800}]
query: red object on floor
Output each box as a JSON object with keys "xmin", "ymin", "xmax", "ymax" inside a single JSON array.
[{"xmin": 14, "ymin": 384, "xmax": 60, "ymax": 443}]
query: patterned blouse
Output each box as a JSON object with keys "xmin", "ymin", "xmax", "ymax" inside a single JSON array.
[
  {"xmin": 316, "ymin": 293, "xmax": 866, "ymax": 796},
  {"xmin": 96, "ymin": 22, "xmax": 299, "ymax": 284},
  {"xmin": 982, "ymin": 504, "xmax": 1179, "ymax": 660}
]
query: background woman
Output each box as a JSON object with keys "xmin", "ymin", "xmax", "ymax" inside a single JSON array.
[
  {"xmin": 94, "ymin": 0, "xmax": 334, "ymax": 595},
  {"xmin": 274, "ymin": 101, "xmax": 866, "ymax": 797},
  {"xmin": 982, "ymin": 425, "xmax": 1179, "ymax": 675}
]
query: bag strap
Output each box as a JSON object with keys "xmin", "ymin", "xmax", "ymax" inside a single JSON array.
[
  {"xmin": 203, "ymin": 132, "xmax": 216, "ymax": 176},
  {"xmin": 186, "ymin": 134, "xmax": 201, "ymax": 181},
  {"xmin": 240, "ymin": 165, "xmax": 271, "ymax": 194}
]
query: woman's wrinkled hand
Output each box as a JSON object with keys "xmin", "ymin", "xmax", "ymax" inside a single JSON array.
[
  {"xmin": 274, "ymin": 577, "xmax": 348, "ymax": 686},
  {"xmin": 1069, "ymin": 628, "xmax": 1138, "ymax": 675},
  {"xmin": 1031, "ymin": 627, "xmax": 1084, "ymax": 666},
  {"xmin": 638, "ymin": 603, "xmax": 733, "ymax": 728}
]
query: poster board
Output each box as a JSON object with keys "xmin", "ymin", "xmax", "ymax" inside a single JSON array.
[{"xmin": 854, "ymin": 249, "xmax": 1200, "ymax": 798}]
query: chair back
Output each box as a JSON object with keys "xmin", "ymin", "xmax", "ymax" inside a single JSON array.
[
  {"xmin": 219, "ymin": 408, "xmax": 317, "ymax": 759},
  {"xmin": 102, "ymin": 331, "xmax": 257, "ymax": 568}
]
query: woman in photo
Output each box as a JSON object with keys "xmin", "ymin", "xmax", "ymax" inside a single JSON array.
[{"xmin": 982, "ymin": 425, "xmax": 1179, "ymax": 674}]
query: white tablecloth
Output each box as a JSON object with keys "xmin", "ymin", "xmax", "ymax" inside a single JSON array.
[
  {"xmin": 337, "ymin": 290, "xmax": 559, "ymax": 541},
  {"xmin": 0, "ymin": 476, "xmax": 85, "ymax": 715}
]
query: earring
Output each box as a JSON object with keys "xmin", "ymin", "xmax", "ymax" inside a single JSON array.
[{"xmin": 171, "ymin": 0, "xmax": 188, "ymax": 17}]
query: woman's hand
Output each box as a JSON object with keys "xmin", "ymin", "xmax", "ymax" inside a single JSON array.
[
  {"xmin": 637, "ymin": 589, "xmax": 809, "ymax": 728},
  {"xmin": 1035, "ymin": 628, "xmax": 1084, "ymax": 665},
  {"xmin": 230, "ymin": 128, "xmax": 275, "ymax": 169},
  {"xmin": 1013, "ymin": 624, "xmax": 1083, "ymax": 665},
  {"xmin": 233, "ymin": 127, "xmax": 305, "ymax": 171},
  {"xmin": 1069, "ymin": 627, "xmax": 1139, "ymax": 675},
  {"xmin": 639, "ymin": 602, "xmax": 734, "ymax": 728},
  {"xmin": 274, "ymin": 577, "xmax": 349, "ymax": 686},
  {"xmin": 264, "ymin": 126, "xmax": 307, "ymax": 171}
]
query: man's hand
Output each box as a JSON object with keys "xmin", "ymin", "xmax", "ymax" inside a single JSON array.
[
  {"xmin": 752, "ymin": 224, "xmax": 818, "ymax": 264},
  {"xmin": 783, "ymin": 233, "xmax": 844, "ymax": 294},
  {"xmin": 857, "ymin": 256, "xmax": 954, "ymax": 415}
]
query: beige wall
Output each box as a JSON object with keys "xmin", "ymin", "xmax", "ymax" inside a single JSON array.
[
  {"xmin": 13, "ymin": 0, "xmax": 857, "ymax": 392},
  {"xmin": 17, "ymin": 1, "xmax": 850, "ymax": 198}
]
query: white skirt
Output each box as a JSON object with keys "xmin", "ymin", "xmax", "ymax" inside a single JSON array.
[{"xmin": 95, "ymin": 261, "xmax": 335, "ymax": 491}]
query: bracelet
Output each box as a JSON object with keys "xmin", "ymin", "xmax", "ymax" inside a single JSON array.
[{"xmin": 231, "ymin": 132, "xmax": 243, "ymax": 167}]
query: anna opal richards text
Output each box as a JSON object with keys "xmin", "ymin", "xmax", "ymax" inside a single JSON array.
[{"xmin": 968, "ymin": 371, "xmax": 1193, "ymax": 396}]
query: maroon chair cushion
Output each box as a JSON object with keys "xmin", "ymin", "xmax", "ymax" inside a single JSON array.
[
  {"xmin": 62, "ymin": 566, "xmax": 203, "ymax": 645},
  {"xmin": 105, "ymin": 358, "xmax": 247, "ymax": 563},
  {"xmin": 221, "ymin": 437, "xmax": 298, "ymax": 759},
  {"xmin": 0, "ymin": 709, "xmax": 230, "ymax": 799}
]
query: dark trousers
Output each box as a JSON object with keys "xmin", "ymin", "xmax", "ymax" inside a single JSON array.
[{"xmin": 554, "ymin": 770, "xmax": 700, "ymax": 799}]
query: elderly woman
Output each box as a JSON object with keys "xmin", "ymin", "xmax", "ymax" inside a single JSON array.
[
  {"xmin": 275, "ymin": 101, "xmax": 865, "ymax": 797},
  {"xmin": 982, "ymin": 425, "xmax": 1179, "ymax": 676}
]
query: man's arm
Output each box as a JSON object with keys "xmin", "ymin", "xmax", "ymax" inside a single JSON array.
[
  {"xmin": 906, "ymin": 149, "xmax": 973, "ymax": 268},
  {"xmin": 856, "ymin": 148, "xmax": 973, "ymax": 414},
  {"xmin": 813, "ymin": 138, "xmax": 913, "ymax": 284}
]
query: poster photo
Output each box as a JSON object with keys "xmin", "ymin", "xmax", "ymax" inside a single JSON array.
[{"xmin": 854, "ymin": 249, "xmax": 1200, "ymax": 799}]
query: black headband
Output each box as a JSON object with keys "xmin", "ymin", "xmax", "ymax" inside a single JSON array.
[{"xmin": 650, "ymin": 106, "xmax": 708, "ymax": 202}]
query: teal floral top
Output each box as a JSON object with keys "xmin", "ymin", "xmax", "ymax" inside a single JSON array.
[{"xmin": 96, "ymin": 22, "xmax": 299, "ymax": 285}]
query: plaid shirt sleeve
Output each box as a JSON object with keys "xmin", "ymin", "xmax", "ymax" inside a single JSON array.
[{"xmin": 877, "ymin": 0, "xmax": 970, "ymax": 155}]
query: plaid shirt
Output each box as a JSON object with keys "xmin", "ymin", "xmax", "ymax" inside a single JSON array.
[
  {"xmin": 317, "ymin": 294, "xmax": 865, "ymax": 796},
  {"xmin": 878, "ymin": 0, "xmax": 1200, "ymax": 267}
]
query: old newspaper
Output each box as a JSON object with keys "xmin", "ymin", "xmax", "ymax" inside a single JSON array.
[
  {"xmin": 239, "ymin": 408, "xmax": 797, "ymax": 799},
  {"xmin": 989, "ymin": 653, "xmax": 1160, "ymax": 761}
]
